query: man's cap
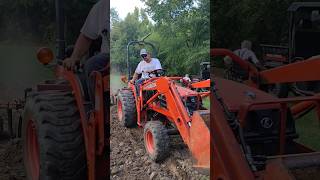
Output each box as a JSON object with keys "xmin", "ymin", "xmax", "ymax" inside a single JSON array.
[{"xmin": 140, "ymin": 49, "xmax": 148, "ymax": 55}]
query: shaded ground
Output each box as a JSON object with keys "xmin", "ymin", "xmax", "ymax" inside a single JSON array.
[
  {"xmin": 0, "ymin": 138, "xmax": 25, "ymax": 180},
  {"xmin": 0, "ymin": 110, "xmax": 25, "ymax": 180},
  {"xmin": 110, "ymin": 106, "xmax": 209, "ymax": 180}
]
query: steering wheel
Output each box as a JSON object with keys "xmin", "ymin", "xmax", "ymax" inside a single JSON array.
[{"xmin": 146, "ymin": 69, "xmax": 165, "ymax": 78}]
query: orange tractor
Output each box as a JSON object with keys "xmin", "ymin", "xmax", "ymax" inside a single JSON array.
[
  {"xmin": 116, "ymin": 39, "xmax": 211, "ymax": 169},
  {"xmin": 21, "ymin": 0, "xmax": 108, "ymax": 179},
  {"xmin": 211, "ymin": 48, "xmax": 320, "ymax": 179}
]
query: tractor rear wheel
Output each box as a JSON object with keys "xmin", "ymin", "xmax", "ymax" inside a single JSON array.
[
  {"xmin": 117, "ymin": 89, "xmax": 137, "ymax": 127},
  {"xmin": 22, "ymin": 91, "xmax": 87, "ymax": 180},
  {"xmin": 144, "ymin": 121, "xmax": 170, "ymax": 162}
]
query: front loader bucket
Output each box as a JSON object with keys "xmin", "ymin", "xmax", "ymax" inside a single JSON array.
[{"xmin": 189, "ymin": 110, "xmax": 210, "ymax": 169}]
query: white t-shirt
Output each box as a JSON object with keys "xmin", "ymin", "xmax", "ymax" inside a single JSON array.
[
  {"xmin": 135, "ymin": 58, "xmax": 162, "ymax": 79},
  {"xmin": 81, "ymin": 0, "xmax": 109, "ymax": 54},
  {"xmin": 234, "ymin": 48, "xmax": 259, "ymax": 64}
]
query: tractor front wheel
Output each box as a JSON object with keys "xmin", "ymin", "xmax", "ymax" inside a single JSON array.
[
  {"xmin": 144, "ymin": 121, "xmax": 170, "ymax": 162},
  {"xmin": 22, "ymin": 91, "xmax": 87, "ymax": 180}
]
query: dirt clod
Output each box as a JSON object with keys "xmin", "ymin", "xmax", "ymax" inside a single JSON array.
[
  {"xmin": 0, "ymin": 138, "xmax": 25, "ymax": 180},
  {"xmin": 150, "ymin": 172, "xmax": 157, "ymax": 180}
]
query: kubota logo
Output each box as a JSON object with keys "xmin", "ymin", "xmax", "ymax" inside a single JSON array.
[{"xmin": 260, "ymin": 117, "xmax": 273, "ymax": 129}]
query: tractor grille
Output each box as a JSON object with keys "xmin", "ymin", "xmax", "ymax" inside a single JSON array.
[
  {"xmin": 243, "ymin": 109, "xmax": 298, "ymax": 156},
  {"xmin": 184, "ymin": 96, "xmax": 199, "ymax": 116}
]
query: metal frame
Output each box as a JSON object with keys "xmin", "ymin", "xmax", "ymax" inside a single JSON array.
[
  {"xmin": 288, "ymin": 2, "xmax": 320, "ymax": 62},
  {"xmin": 126, "ymin": 34, "xmax": 158, "ymax": 80}
]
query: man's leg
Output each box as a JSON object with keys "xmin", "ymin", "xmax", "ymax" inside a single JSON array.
[
  {"xmin": 84, "ymin": 53, "xmax": 108, "ymax": 102},
  {"xmin": 135, "ymin": 78, "xmax": 145, "ymax": 96}
]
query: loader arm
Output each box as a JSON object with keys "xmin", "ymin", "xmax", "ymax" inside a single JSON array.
[
  {"xmin": 190, "ymin": 79, "xmax": 210, "ymax": 88},
  {"xmin": 260, "ymin": 57, "xmax": 320, "ymax": 84}
]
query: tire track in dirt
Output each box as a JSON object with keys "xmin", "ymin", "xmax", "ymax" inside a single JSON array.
[{"xmin": 110, "ymin": 106, "xmax": 209, "ymax": 180}]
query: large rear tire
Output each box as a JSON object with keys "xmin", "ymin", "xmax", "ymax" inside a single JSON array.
[
  {"xmin": 117, "ymin": 89, "xmax": 137, "ymax": 128},
  {"xmin": 22, "ymin": 91, "xmax": 87, "ymax": 180},
  {"xmin": 144, "ymin": 121, "xmax": 170, "ymax": 162}
]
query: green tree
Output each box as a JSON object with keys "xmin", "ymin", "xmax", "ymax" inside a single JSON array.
[
  {"xmin": 111, "ymin": 0, "xmax": 209, "ymax": 76},
  {"xmin": 211, "ymin": 0, "xmax": 318, "ymax": 53},
  {"xmin": 110, "ymin": 7, "xmax": 154, "ymax": 73},
  {"xmin": 142, "ymin": 0, "xmax": 210, "ymax": 75},
  {"xmin": 0, "ymin": 0, "xmax": 94, "ymax": 44}
]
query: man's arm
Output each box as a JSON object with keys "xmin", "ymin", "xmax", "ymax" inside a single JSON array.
[
  {"xmin": 130, "ymin": 72, "xmax": 140, "ymax": 83},
  {"xmin": 63, "ymin": 1, "xmax": 100, "ymax": 70},
  {"xmin": 130, "ymin": 62, "xmax": 142, "ymax": 83},
  {"xmin": 71, "ymin": 33, "xmax": 93, "ymax": 60},
  {"xmin": 249, "ymin": 51, "xmax": 266, "ymax": 70},
  {"xmin": 63, "ymin": 33, "xmax": 93, "ymax": 69}
]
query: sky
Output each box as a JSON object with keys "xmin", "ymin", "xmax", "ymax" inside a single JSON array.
[{"xmin": 111, "ymin": 0, "xmax": 146, "ymax": 20}]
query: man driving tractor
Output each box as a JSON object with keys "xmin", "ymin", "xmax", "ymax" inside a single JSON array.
[
  {"xmin": 130, "ymin": 48, "xmax": 162, "ymax": 94},
  {"xmin": 224, "ymin": 40, "xmax": 265, "ymax": 70},
  {"xmin": 63, "ymin": 0, "xmax": 108, "ymax": 101}
]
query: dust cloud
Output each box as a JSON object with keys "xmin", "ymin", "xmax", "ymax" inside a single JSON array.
[{"xmin": 0, "ymin": 42, "xmax": 54, "ymax": 102}]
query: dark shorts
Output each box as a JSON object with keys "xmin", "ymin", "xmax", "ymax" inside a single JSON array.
[
  {"xmin": 84, "ymin": 53, "xmax": 108, "ymax": 78},
  {"xmin": 135, "ymin": 78, "xmax": 146, "ymax": 95},
  {"xmin": 84, "ymin": 53, "xmax": 108, "ymax": 102}
]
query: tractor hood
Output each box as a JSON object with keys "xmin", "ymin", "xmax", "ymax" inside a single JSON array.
[{"xmin": 213, "ymin": 77, "xmax": 278, "ymax": 112}]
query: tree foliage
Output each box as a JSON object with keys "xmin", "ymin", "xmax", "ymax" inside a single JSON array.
[
  {"xmin": 0, "ymin": 0, "xmax": 94, "ymax": 44},
  {"xmin": 211, "ymin": 0, "xmax": 320, "ymax": 53},
  {"xmin": 111, "ymin": 0, "xmax": 209, "ymax": 76}
]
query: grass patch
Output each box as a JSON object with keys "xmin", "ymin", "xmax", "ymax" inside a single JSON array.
[
  {"xmin": 295, "ymin": 110, "xmax": 320, "ymax": 151},
  {"xmin": 203, "ymin": 97, "xmax": 210, "ymax": 109}
]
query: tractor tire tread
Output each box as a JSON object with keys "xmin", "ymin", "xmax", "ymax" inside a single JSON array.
[
  {"xmin": 118, "ymin": 89, "xmax": 137, "ymax": 128},
  {"xmin": 22, "ymin": 90, "xmax": 87, "ymax": 180},
  {"xmin": 144, "ymin": 121, "xmax": 170, "ymax": 162}
]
